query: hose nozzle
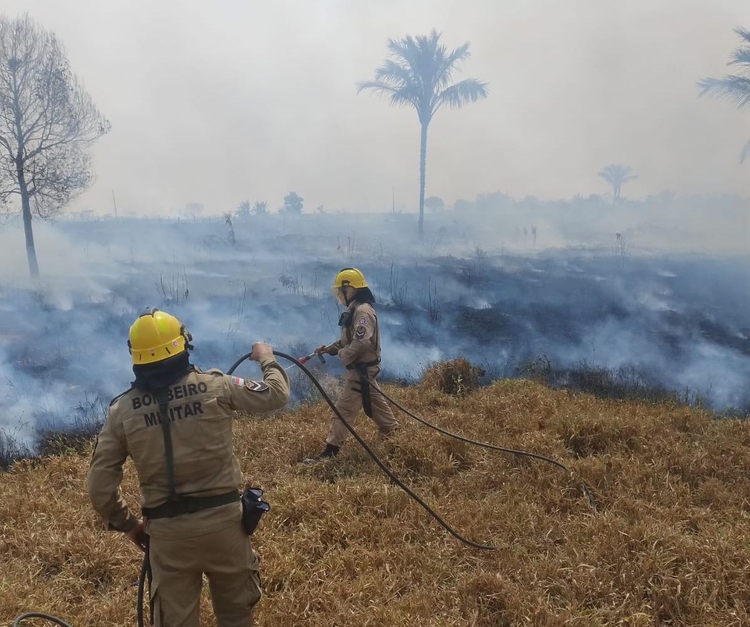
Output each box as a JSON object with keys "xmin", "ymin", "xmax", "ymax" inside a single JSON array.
[{"xmin": 298, "ymin": 351, "xmax": 326, "ymax": 365}]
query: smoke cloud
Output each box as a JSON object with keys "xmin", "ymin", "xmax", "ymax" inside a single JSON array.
[
  {"xmin": 0, "ymin": 199, "xmax": 748, "ymax": 446},
  {"xmin": 1, "ymin": 0, "xmax": 749, "ymax": 216}
]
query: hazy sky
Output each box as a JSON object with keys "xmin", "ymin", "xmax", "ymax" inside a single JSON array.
[{"xmin": 3, "ymin": 0, "xmax": 750, "ymax": 215}]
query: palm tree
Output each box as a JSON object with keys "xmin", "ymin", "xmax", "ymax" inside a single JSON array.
[
  {"xmin": 236, "ymin": 200, "xmax": 251, "ymax": 220},
  {"xmin": 252, "ymin": 200, "xmax": 269, "ymax": 216},
  {"xmin": 598, "ymin": 164, "xmax": 638, "ymax": 205},
  {"xmin": 698, "ymin": 27, "xmax": 750, "ymax": 163},
  {"xmin": 358, "ymin": 30, "xmax": 488, "ymax": 238}
]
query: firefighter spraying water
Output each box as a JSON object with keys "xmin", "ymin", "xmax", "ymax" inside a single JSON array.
[{"xmin": 303, "ymin": 268, "xmax": 400, "ymax": 464}]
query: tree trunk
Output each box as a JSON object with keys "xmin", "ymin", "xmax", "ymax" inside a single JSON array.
[
  {"xmin": 11, "ymin": 74, "xmax": 40, "ymax": 278},
  {"xmin": 418, "ymin": 122, "xmax": 428, "ymax": 239},
  {"xmin": 17, "ymin": 165, "xmax": 39, "ymax": 277}
]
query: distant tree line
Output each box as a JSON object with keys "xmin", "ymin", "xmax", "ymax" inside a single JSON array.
[{"xmin": 234, "ymin": 192, "xmax": 304, "ymax": 220}]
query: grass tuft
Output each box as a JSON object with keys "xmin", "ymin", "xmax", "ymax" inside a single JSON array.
[{"xmin": 421, "ymin": 357, "xmax": 486, "ymax": 396}]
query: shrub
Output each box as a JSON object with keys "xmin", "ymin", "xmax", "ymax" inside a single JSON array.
[{"xmin": 421, "ymin": 357, "xmax": 486, "ymax": 396}]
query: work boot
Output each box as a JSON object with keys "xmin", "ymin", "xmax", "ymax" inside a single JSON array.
[
  {"xmin": 302, "ymin": 443, "xmax": 340, "ymax": 465},
  {"xmin": 381, "ymin": 425, "xmax": 400, "ymax": 439}
]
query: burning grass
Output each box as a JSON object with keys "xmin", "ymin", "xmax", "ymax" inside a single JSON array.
[{"xmin": 1, "ymin": 378, "xmax": 750, "ymax": 626}]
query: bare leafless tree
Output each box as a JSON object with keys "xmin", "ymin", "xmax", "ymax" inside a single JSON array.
[{"xmin": 0, "ymin": 14, "xmax": 110, "ymax": 277}]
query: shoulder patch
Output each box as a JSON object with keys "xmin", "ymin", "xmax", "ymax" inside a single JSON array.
[
  {"xmin": 244, "ymin": 379, "xmax": 269, "ymax": 393},
  {"xmin": 109, "ymin": 387, "xmax": 133, "ymax": 407},
  {"xmin": 231, "ymin": 376, "xmax": 244, "ymax": 386}
]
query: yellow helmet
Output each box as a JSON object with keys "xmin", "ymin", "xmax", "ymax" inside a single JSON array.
[
  {"xmin": 128, "ymin": 307, "xmax": 192, "ymax": 365},
  {"xmin": 331, "ymin": 268, "xmax": 368, "ymax": 303},
  {"xmin": 332, "ymin": 267, "xmax": 368, "ymax": 290}
]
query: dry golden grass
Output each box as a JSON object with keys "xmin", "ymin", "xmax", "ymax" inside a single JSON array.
[
  {"xmin": 421, "ymin": 358, "xmax": 486, "ymax": 397},
  {"xmin": 2, "ymin": 378, "xmax": 750, "ymax": 626}
]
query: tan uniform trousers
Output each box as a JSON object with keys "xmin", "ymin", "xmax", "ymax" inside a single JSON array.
[
  {"xmin": 326, "ymin": 366, "xmax": 399, "ymax": 448},
  {"xmin": 148, "ymin": 512, "xmax": 261, "ymax": 627}
]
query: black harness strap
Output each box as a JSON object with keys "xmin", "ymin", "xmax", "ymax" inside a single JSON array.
[
  {"xmin": 143, "ymin": 387, "xmax": 240, "ymax": 520},
  {"xmin": 341, "ymin": 304, "xmax": 382, "ymax": 418},
  {"xmin": 140, "ymin": 388, "xmax": 174, "ymax": 626},
  {"xmin": 142, "ymin": 491, "xmax": 239, "ymax": 519},
  {"xmin": 346, "ymin": 358, "xmax": 381, "ymax": 370},
  {"xmin": 137, "ymin": 382, "xmax": 238, "ymax": 627},
  {"xmin": 135, "ymin": 535, "xmax": 154, "ymax": 627},
  {"xmin": 356, "ymin": 364, "xmax": 374, "ymax": 418},
  {"xmin": 156, "ymin": 389, "xmax": 177, "ymax": 502}
]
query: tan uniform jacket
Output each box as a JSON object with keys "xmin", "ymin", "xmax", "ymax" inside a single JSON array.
[
  {"xmin": 331, "ymin": 302, "xmax": 381, "ymax": 368},
  {"xmin": 87, "ymin": 355, "xmax": 290, "ymax": 535}
]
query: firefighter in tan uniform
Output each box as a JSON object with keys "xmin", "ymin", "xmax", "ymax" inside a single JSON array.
[
  {"xmin": 304, "ymin": 268, "xmax": 399, "ymax": 463},
  {"xmin": 88, "ymin": 307, "xmax": 290, "ymax": 627}
]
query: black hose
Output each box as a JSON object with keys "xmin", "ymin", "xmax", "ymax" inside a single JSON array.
[
  {"xmin": 134, "ymin": 348, "xmax": 500, "ymax": 627},
  {"xmin": 136, "ymin": 348, "xmax": 595, "ymax": 622},
  {"xmin": 136, "ymin": 541, "xmax": 149, "ymax": 627},
  {"xmin": 256, "ymin": 351, "xmax": 594, "ymax": 511},
  {"xmin": 12, "ymin": 613, "xmax": 74, "ymax": 627},
  {"xmin": 368, "ymin": 380, "xmax": 597, "ymax": 510},
  {"xmin": 230, "ymin": 351, "xmax": 499, "ymax": 550},
  {"xmin": 20, "ymin": 349, "xmax": 597, "ymax": 627}
]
